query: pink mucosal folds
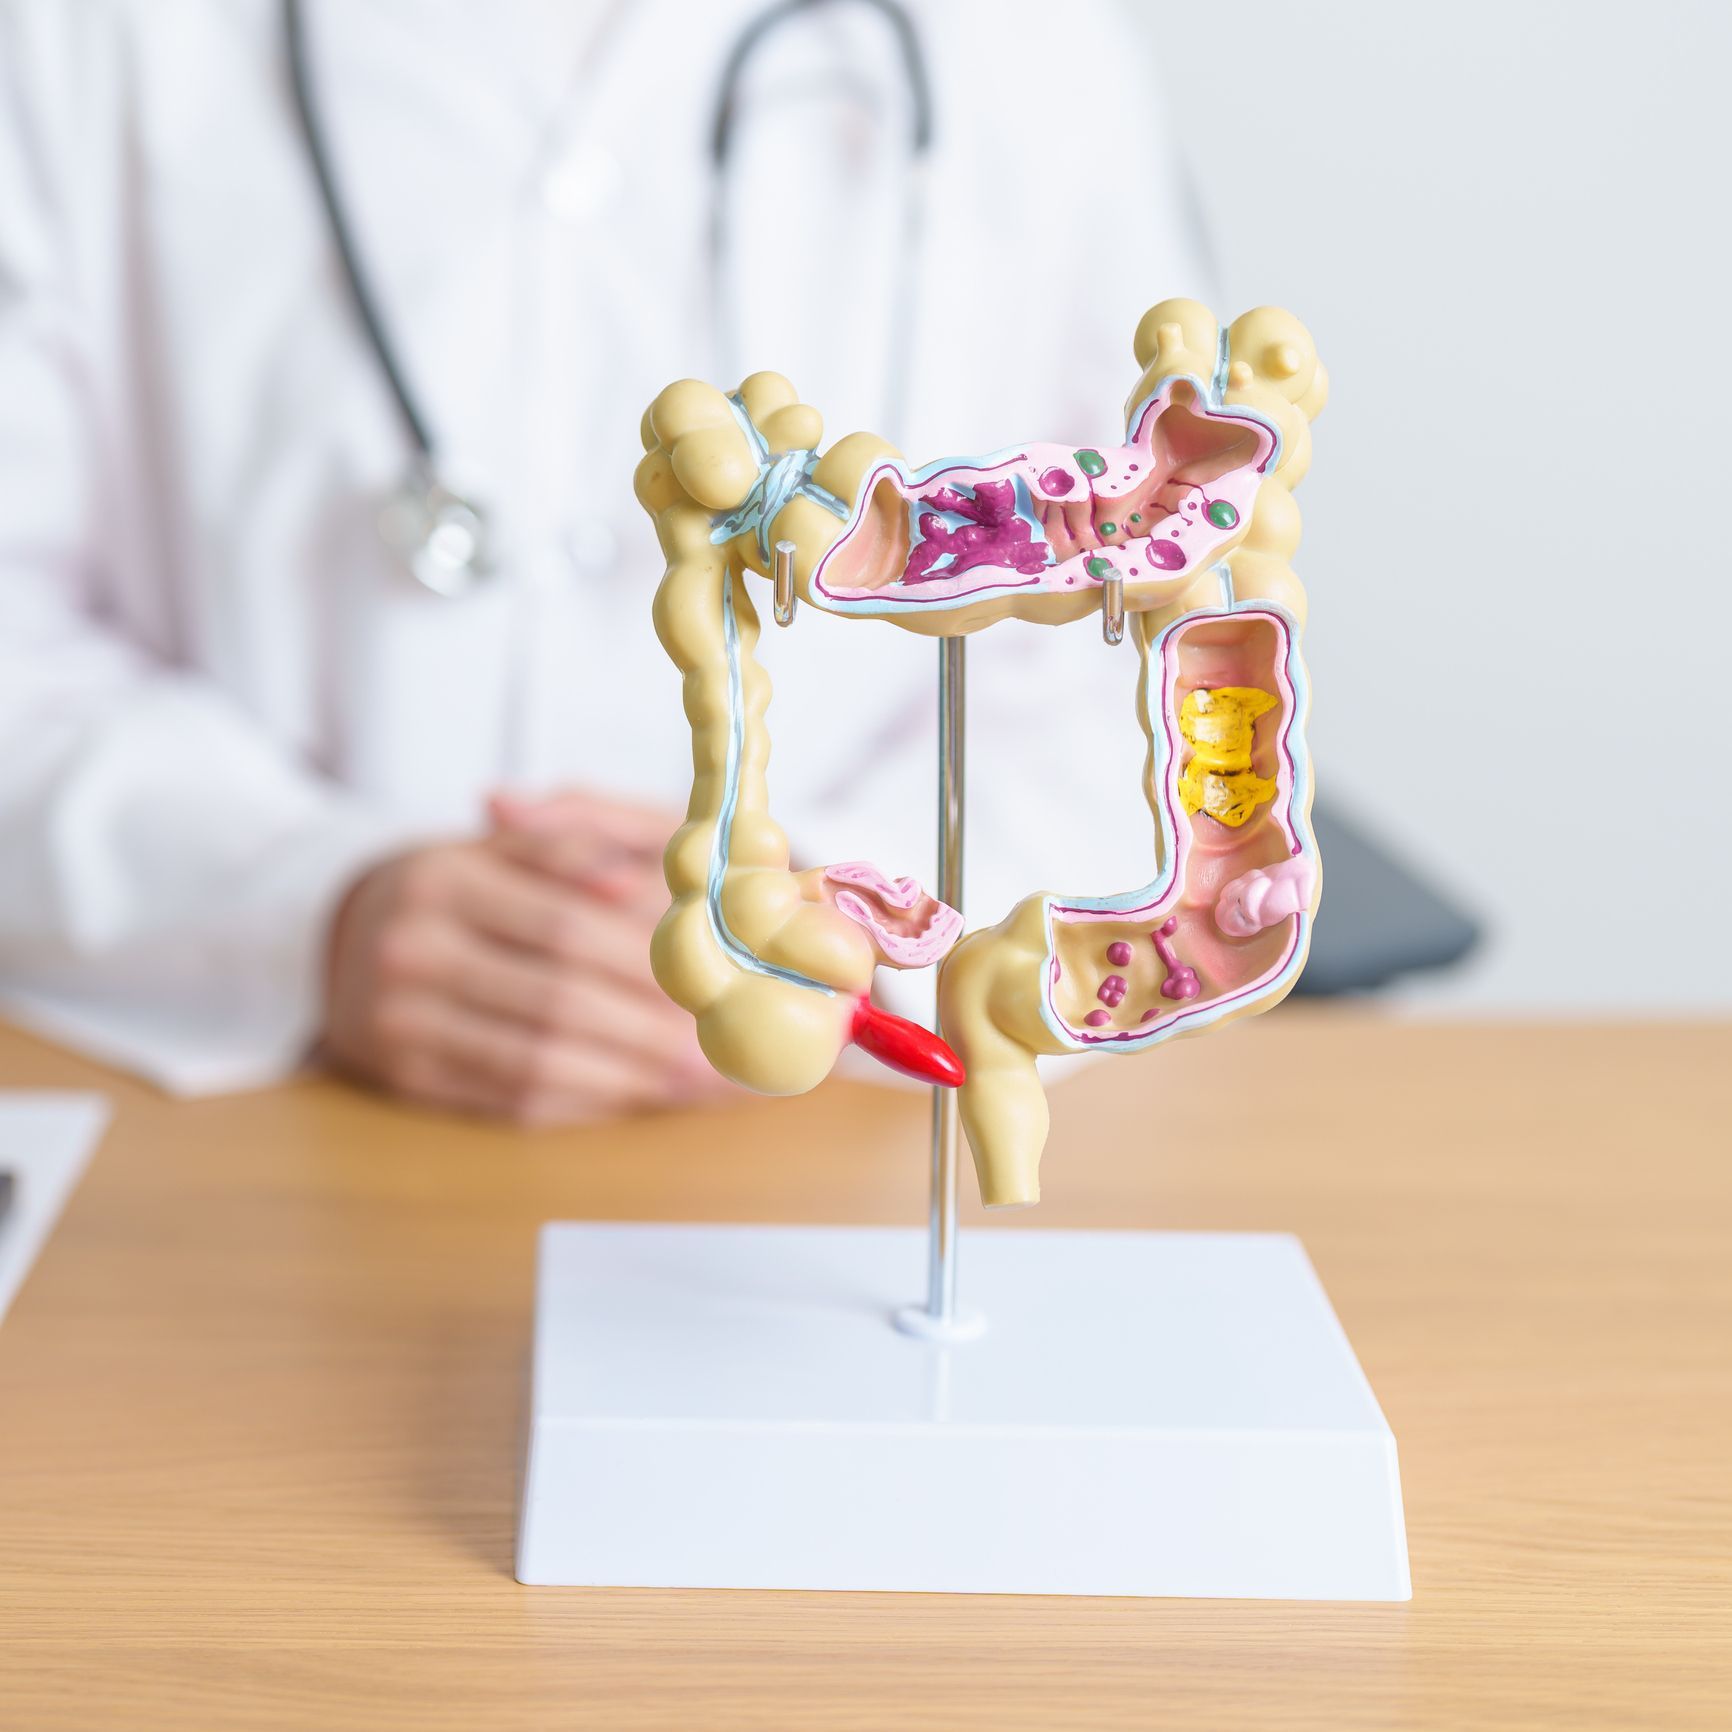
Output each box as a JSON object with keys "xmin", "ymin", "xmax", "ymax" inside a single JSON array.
[
  {"xmin": 810, "ymin": 379, "xmax": 1275, "ymax": 622},
  {"xmin": 809, "ymin": 862, "xmax": 965, "ymax": 969}
]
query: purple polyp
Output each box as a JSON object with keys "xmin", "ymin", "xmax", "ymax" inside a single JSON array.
[
  {"xmin": 1084, "ymin": 1009, "xmax": 1111, "ymax": 1027},
  {"xmin": 1151, "ymin": 916, "xmax": 1199, "ymax": 1001},
  {"xmin": 905, "ymin": 480, "xmax": 1048, "ymax": 584},
  {"xmin": 1038, "ymin": 467, "xmax": 1074, "ymax": 496}
]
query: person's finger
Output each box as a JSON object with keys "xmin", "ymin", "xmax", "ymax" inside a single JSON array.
[
  {"xmin": 387, "ymin": 1048, "xmax": 633, "ymax": 1127},
  {"xmin": 624, "ymin": 863, "xmax": 672, "ymax": 921},
  {"xmin": 384, "ymin": 1050, "xmax": 521, "ymax": 1118},
  {"xmin": 433, "ymin": 922, "xmax": 699, "ymax": 1069},
  {"xmin": 487, "ymin": 787, "xmax": 677, "ymax": 852},
  {"xmin": 446, "ymin": 850, "xmax": 593, "ymax": 955},
  {"xmin": 453, "ymin": 854, "xmax": 665, "ymax": 988},
  {"xmin": 370, "ymin": 989, "xmax": 720, "ymax": 1122},
  {"xmin": 486, "ymin": 825, "xmax": 657, "ymax": 899},
  {"xmin": 393, "ymin": 992, "xmax": 677, "ymax": 1116}
]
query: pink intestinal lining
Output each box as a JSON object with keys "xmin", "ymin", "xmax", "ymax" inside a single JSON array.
[
  {"xmin": 812, "ymin": 381, "xmax": 1276, "ymax": 609},
  {"xmin": 822, "ymin": 861, "xmax": 963, "ymax": 969},
  {"xmin": 1044, "ymin": 608, "xmax": 1309, "ymax": 1047}
]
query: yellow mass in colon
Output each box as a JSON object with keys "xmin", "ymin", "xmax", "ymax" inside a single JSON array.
[{"xmin": 1177, "ymin": 686, "xmax": 1278, "ymax": 826}]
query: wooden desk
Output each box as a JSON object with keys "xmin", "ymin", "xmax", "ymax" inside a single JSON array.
[{"xmin": 0, "ymin": 1012, "xmax": 1726, "ymax": 1729}]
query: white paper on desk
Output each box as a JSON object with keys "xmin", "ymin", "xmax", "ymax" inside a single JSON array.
[{"xmin": 0, "ymin": 1092, "xmax": 110, "ymax": 1325}]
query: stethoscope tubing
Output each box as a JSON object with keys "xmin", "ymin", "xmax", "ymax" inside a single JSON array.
[
  {"xmin": 709, "ymin": 0, "xmax": 934, "ymax": 166},
  {"xmin": 284, "ymin": 0, "xmax": 939, "ymax": 590},
  {"xmin": 706, "ymin": 0, "xmax": 934, "ymax": 444},
  {"xmin": 283, "ymin": 0, "xmax": 438, "ymax": 466}
]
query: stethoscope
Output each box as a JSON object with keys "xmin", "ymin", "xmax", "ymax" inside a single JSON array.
[{"xmin": 284, "ymin": 0, "xmax": 935, "ymax": 600}]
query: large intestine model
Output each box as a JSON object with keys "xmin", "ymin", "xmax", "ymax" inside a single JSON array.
[{"xmin": 636, "ymin": 299, "xmax": 1326, "ymax": 1208}]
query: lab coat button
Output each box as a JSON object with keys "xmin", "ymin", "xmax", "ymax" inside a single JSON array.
[{"xmin": 539, "ymin": 147, "xmax": 622, "ymax": 220}]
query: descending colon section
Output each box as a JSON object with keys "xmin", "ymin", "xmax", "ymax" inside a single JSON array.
[
  {"xmin": 938, "ymin": 607, "xmax": 1319, "ymax": 1208},
  {"xmin": 1044, "ymin": 614, "xmax": 1302, "ymax": 1048}
]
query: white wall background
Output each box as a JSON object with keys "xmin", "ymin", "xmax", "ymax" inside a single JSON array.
[{"xmin": 1130, "ymin": 0, "xmax": 1732, "ymax": 1012}]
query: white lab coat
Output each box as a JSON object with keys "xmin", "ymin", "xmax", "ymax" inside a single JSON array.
[{"xmin": 0, "ymin": 0, "xmax": 1205, "ymax": 1093}]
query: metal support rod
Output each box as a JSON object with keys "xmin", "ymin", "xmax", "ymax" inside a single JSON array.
[{"xmin": 924, "ymin": 634, "xmax": 966, "ymax": 1325}]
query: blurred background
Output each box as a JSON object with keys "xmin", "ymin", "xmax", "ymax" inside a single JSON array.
[
  {"xmin": 1136, "ymin": 0, "xmax": 1732, "ymax": 1013},
  {"xmin": 1, "ymin": 0, "xmax": 1725, "ymax": 1122}
]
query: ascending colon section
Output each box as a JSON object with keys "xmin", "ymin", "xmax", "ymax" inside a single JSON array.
[{"xmin": 634, "ymin": 372, "xmax": 967, "ymax": 1095}]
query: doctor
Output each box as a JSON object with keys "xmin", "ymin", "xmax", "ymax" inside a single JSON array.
[{"xmin": 0, "ymin": 0, "xmax": 1206, "ymax": 1121}]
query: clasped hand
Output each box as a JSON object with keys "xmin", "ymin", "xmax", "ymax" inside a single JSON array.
[{"xmin": 323, "ymin": 790, "xmax": 725, "ymax": 1123}]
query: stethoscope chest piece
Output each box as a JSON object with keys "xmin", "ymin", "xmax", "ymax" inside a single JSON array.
[{"xmin": 378, "ymin": 463, "xmax": 495, "ymax": 597}]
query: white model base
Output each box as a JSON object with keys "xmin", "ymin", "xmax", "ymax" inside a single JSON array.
[{"xmin": 516, "ymin": 1224, "xmax": 1410, "ymax": 1600}]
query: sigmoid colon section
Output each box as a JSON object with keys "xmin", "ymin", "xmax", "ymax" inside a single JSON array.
[
  {"xmin": 812, "ymin": 380, "xmax": 1276, "ymax": 612},
  {"xmin": 1045, "ymin": 609, "xmax": 1314, "ymax": 1046},
  {"xmin": 797, "ymin": 860, "xmax": 964, "ymax": 971}
]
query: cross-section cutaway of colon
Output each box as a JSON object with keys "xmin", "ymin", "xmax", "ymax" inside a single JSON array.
[{"xmin": 635, "ymin": 299, "xmax": 1325, "ymax": 1206}]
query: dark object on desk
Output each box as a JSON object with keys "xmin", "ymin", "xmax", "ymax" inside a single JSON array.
[
  {"xmin": 0, "ymin": 1168, "xmax": 14, "ymax": 1226},
  {"xmin": 1296, "ymin": 800, "xmax": 1480, "ymax": 995}
]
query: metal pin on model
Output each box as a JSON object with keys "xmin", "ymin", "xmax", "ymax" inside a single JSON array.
[
  {"xmin": 1101, "ymin": 568, "xmax": 1125, "ymax": 645},
  {"xmin": 773, "ymin": 539, "xmax": 797, "ymax": 626}
]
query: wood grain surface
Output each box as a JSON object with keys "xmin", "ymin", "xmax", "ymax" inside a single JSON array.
[{"xmin": 0, "ymin": 1011, "xmax": 1727, "ymax": 1730}]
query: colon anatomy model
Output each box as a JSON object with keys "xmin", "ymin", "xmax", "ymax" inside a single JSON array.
[{"xmin": 636, "ymin": 299, "xmax": 1325, "ymax": 1209}]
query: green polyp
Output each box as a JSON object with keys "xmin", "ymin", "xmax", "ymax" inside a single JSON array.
[
  {"xmin": 1100, "ymin": 522, "xmax": 1117, "ymax": 536},
  {"xmin": 1074, "ymin": 448, "xmax": 1107, "ymax": 477},
  {"xmin": 1084, "ymin": 555, "xmax": 1116, "ymax": 580},
  {"xmin": 1206, "ymin": 499, "xmax": 1239, "ymax": 530},
  {"xmin": 1129, "ymin": 512, "xmax": 1142, "ymax": 524}
]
